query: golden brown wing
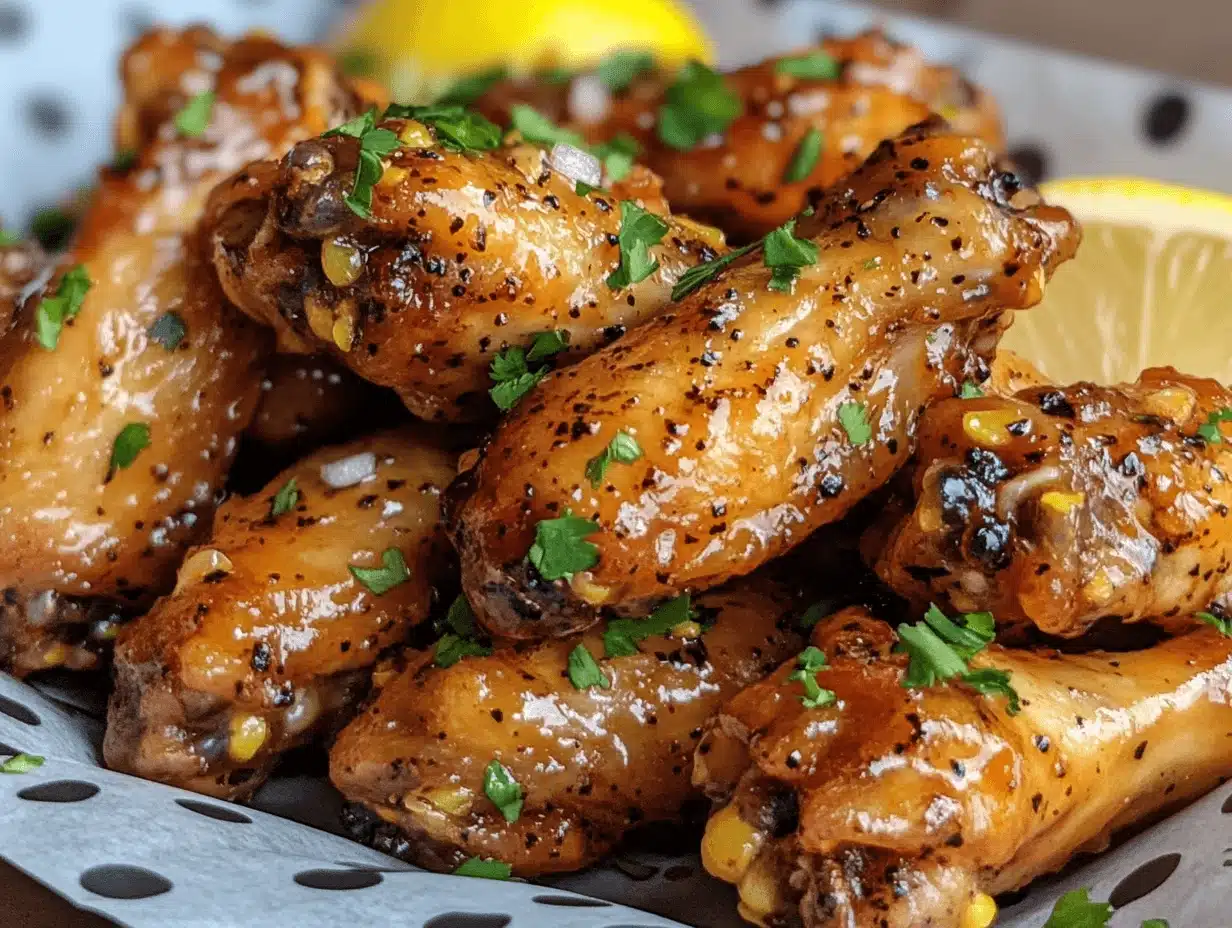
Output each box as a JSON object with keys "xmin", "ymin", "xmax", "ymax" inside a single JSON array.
[
  {"xmin": 448, "ymin": 120, "xmax": 1079, "ymax": 641},
  {"xmin": 695, "ymin": 609, "xmax": 1232, "ymax": 928},
  {"xmin": 331, "ymin": 576, "xmax": 802, "ymax": 875}
]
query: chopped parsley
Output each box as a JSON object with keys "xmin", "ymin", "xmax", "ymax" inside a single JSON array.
[
  {"xmin": 348, "ymin": 547, "xmax": 410, "ymax": 595},
  {"xmin": 0, "ymin": 229, "xmax": 19, "ymax": 246},
  {"xmin": 1041, "ymin": 889, "xmax": 1113, "ymax": 928},
  {"xmin": 1197, "ymin": 611, "xmax": 1232, "ymax": 635},
  {"xmin": 763, "ymin": 218, "xmax": 818, "ymax": 291},
  {"xmin": 31, "ymin": 207, "xmax": 75, "ymax": 251},
  {"xmin": 657, "ymin": 60, "xmax": 742, "ymax": 151},
  {"xmin": 671, "ymin": 242, "xmax": 757, "ymax": 301},
  {"xmin": 434, "ymin": 595, "xmax": 493, "ymax": 668},
  {"xmin": 269, "ymin": 477, "xmax": 299, "ymax": 519},
  {"xmin": 525, "ymin": 329, "xmax": 570, "ymax": 363},
  {"xmin": 567, "ymin": 644, "xmax": 611, "ymax": 690},
  {"xmin": 383, "ymin": 103, "xmax": 503, "ymax": 153},
  {"xmin": 596, "ymin": 50, "xmax": 656, "ymax": 91},
  {"xmin": 798, "ymin": 600, "xmax": 829, "ymax": 629},
  {"xmin": 35, "ymin": 264, "xmax": 92, "ymax": 350},
  {"xmin": 323, "ymin": 109, "xmax": 379, "ymax": 139},
  {"xmin": 489, "ymin": 331, "xmax": 569, "ymax": 411},
  {"xmin": 960, "ymin": 380, "xmax": 985, "ymax": 399},
  {"xmin": 148, "ymin": 311, "xmax": 186, "ymax": 350},
  {"xmin": 575, "ymin": 181, "xmax": 599, "ymax": 196},
  {"xmin": 347, "ymin": 125, "xmax": 401, "ymax": 218},
  {"xmin": 453, "ymin": 857, "xmax": 512, "ymax": 880},
  {"xmin": 604, "ymin": 594, "xmax": 693, "ymax": 657},
  {"xmin": 509, "ymin": 103, "xmax": 584, "ymax": 148},
  {"xmin": 593, "ymin": 134, "xmax": 640, "ymax": 182},
  {"xmin": 606, "ymin": 200, "xmax": 669, "ymax": 289},
  {"xmin": 783, "ymin": 128, "xmax": 823, "ymax": 183},
  {"xmin": 1140, "ymin": 921, "xmax": 1169, "ymax": 928},
  {"xmin": 585, "ymin": 431, "xmax": 643, "ymax": 488},
  {"xmin": 775, "ymin": 52, "xmax": 842, "ymax": 81},
  {"xmin": 786, "ymin": 646, "xmax": 836, "ymax": 708},
  {"xmin": 1197, "ymin": 407, "xmax": 1232, "ymax": 443},
  {"xmin": 109, "ymin": 423, "xmax": 151, "ymax": 476},
  {"xmin": 837, "ymin": 401, "xmax": 872, "ymax": 445},
  {"xmin": 897, "ymin": 604, "xmax": 1020, "ymax": 714},
  {"xmin": 338, "ymin": 48, "xmax": 379, "ymax": 79},
  {"xmin": 174, "ymin": 90, "xmax": 215, "ymax": 138},
  {"xmin": 436, "ymin": 66, "xmax": 510, "ymax": 106},
  {"xmin": 0, "ymin": 753, "xmax": 44, "ymax": 774},
  {"xmin": 483, "ymin": 759, "xmax": 523, "ymax": 822},
  {"xmin": 528, "ymin": 511, "xmax": 600, "ymax": 581},
  {"xmin": 112, "ymin": 149, "xmax": 138, "ymax": 172}
]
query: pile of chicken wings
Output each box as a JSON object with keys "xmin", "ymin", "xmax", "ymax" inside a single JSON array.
[{"xmin": 3, "ymin": 25, "xmax": 1230, "ymax": 928}]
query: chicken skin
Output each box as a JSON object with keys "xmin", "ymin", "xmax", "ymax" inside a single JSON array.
[
  {"xmin": 874, "ymin": 368, "xmax": 1232, "ymax": 639},
  {"xmin": 694, "ymin": 608, "xmax": 1232, "ymax": 928},
  {"xmin": 0, "ymin": 29, "xmax": 371, "ymax": 676},
  {"xmin": 105, "ymin": 431, "xmax": 455, "ymax": 799},
  {"xmin": 448, "ymin": 120, "xmax": 1079, "ymax": 641},
  {"xmin": 211, "ymin": 120, "xmax": 722, "ymax": 422},
  {"xmin": 472, "ymin": 31, "xmax": 1002, "ymax": 241},
  {"xmin": 331, "ymin": 577, "xmax": 802, "ymax": 875}
]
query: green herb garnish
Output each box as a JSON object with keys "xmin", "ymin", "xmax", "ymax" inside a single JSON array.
[
  {"xmin": 1041, "ymin": 888, "xmax": 1113, "ymax": 928},
  {"xmin": 1197, "ymin": 611, "xmax": 1232, "ymax": 636},
  {"xmin": 798, "ymin": 601, "xmax": 828, "ymax": 629},
  {"xmin": 525, "ymin": 329, "xmax": 570, "ymax": 363},
  {"xmin": 0, "ymin": 753, "xmax": 44, "ymax": 774},
  {"xmin": 785, "ymin": 646, "xmax": 836, "ymax": 708},
  {"xmin": 671, "ymin": 242, "xmax": 757, "ymax": 301},
  {"xmin": 338, "ymin": 48, "xmax": 379, "ymax": 79},
  {"xmin": 269, "ymin": 478, "xmax": 299, "ymax": 519},
  {"xmin": 483, "ymin": 759, "xmax": 523, "ymax": 822},
  {"xmin": 596, "ymin": 50, "xmax": 656, "ymax": 91},
  {"xmin": 436, "ymin": 66, "xmax": 510, "ymax": 106},
  {"xmin": 342, "ymin": 122, "xmax": 401, "ymax": 219},
  {"xmin": 783, "ymin": 127, "xmax": 823, "ymax": 183},
  {"xmin": 383, "ymin": 103, "xmax": 503, "ymax": 153},
  {"xmin": 31, "ymin": 207, "xmax": 75, "ymax": 250},
  {"xmin": 585, "ymin": 431, "xmax": 642, "ymax": 488},
  {"xmin": 509, "ymin": 104, "xmax": 584, "ymax": 148},
  {"xmin": 606, "ymin": 200, "xmax": 669, "ymax": 289},
  {"xmin": 593, "ymin": 133, "xmax": 640, "ymax": 182},
  {"xmin": 112, "ymin": 149, "xmax": 138, "ymax": 172},
  {"xmin": 603, "ymin": 594, "xmax": 693, "ymax": 657},
  {"xmin": 453, "ymin": 857, "xmax": 512, "ymax": 880},
  {"xmin": 0, "ymin": 229, "xmax": 19, "ymax": 246},
  {"xmin": 567, "ymin": 644, "xmax": 611, "ymax": 690},
  {"xmin": 528, "ymin": 511, "xmax": 600, "ymax": 581},
  {"xmin": 1198, "ymin": 407, "xmax": 1232, "ymax": 443},
  {"xmin": 657, "ymin": 60, "xmax": 742, "ymax": 151},
  {"xmin": 960, "ymin": 381, "xmax": 984, "ymax": 399},
  {"xmin": 775, "ymin": 52, "xmax": 842, "ymax": 81},
  {"xmin": 35, "ymin": 264, "xmax": 91, "ymax": 350},
  {"xmin": 348, "ymin": 547, "xmax": 410, "ymax": 595},
  {"xmin": 109, "ymin": 423, "xmax": 150, "ymax": 476},
  {"xmin": 837, "ymin": 401, "xmax": 872, "ymax": 445},
  {"xmin": 433, "ymin": 595, "xmax": 493, "ymax": 670},
  {"xmin": 148, "ymin": 311, "xmax": 186, "ymax": 351},
  {"xmin": 576, "ymin": 181, "xmax": 599, "ymax": 196},
  {"xmin": 489, "ymin": 331, "xmax": 569, "ymax": 410},
  {"xmin": 763, "ymin": 217, "xmax": 818, "ymax": 291},
  {"xmin": 174, "ymin": 90, "xmax": 215, "ymax": 138},
  {"xmin": 897, "ymin": 604, "xmax": 1019, "ymax": 714}
]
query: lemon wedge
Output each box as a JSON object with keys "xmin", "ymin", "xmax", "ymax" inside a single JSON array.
[
  {"xmin": 333, "ymin": 0, "xmax": 713, "ymax": 103},
  {"xmin": 1002, "ymin": 178, "xmax": 1232, "ymax": 386}
]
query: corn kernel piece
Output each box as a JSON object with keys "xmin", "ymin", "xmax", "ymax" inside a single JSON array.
[
  {"xmin": 1040, "ymin": 490, "xmax": 1086, "ymax": 515},
  {"xmin": 737, "ymin": 853, "xmax": 783, "ymax": 922},
  {"xmin": 398, "ymin": 120, "xmax": 434, "ymax": 149},
  {"xmin": 571, "ymin": 573, "xmax": 612, "ymax": 605},
  {"xmin": 962, "ymin": 410, "xmax": 1026, "ymax": 447},
  {"xmin": 1083, "ymin": 568, "xmax": 1115, "ymax": 607},
  {"xmin": 701, "ymin": 803, "xmax": 766, "ymax": 884},
  {"xmin": 671, "ymin": 620, "xmax": 703, "ymax": 640},
  {"xmin": 674, "ymin": 215, "xmax": 727, "ymax": 251},
  {"xmin": 175, "ymin": 548, "xmax": 234, "ymax": 592},
  {"xmin": 41, "ymin": 643, "xmax": 68, "ymax": 668},
  {"xmin": 321, "ymin": 239, "xmax": 364, "ymax": 288},
  {"xmin": 960, "ymin": 893, "xmax": 998, "ymax": 928},
  {"xmin": 332, "ymin": 314, "xmax": 355, "ymax": 352},
  {"xmin": 1142, "ymin": 386, "xmax": 1197, "ymax": 423},
  {"xmin": 377, "ymin": 165, "xmax": 408, "ymax": 189},
  {"xmin": 424, "ymin": 786, "xmax": 474, "ymax": 816},
  {"xmin": 227, "ymin": 714, "xmax": 268, "ymax": 764},
  {"xmin": 305, "ymin": 296, "xmax": 334, "ymax": 342}
]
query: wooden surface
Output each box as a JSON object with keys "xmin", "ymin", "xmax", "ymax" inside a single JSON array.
[{"xmin": 0, "ymin": 862, "xmax": 114, "ymax": 927}]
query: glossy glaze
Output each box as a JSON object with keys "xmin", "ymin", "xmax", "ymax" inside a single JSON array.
[
  {"xmin": 0, "ymin": 28, "xmax": 370, "ymax": 676},
  {"xmin": 450, "ymin": 121, "xmax": 1079, "ymax": 640},
  {"xmin": 474, "ymin": 31, "xmax": 1003, "ymax": 241},
  {"xmin": 212, "ymin": 124, "xmax": 722, "ymax": 421},
  {"xmin": 875, "ymin": 367, "xmax": 1232, "ymax": 638},
  {"xmin": 695, "ymin": 608, "xmax": 1232, "ymax": 927},
  {"xmin": 331, "ymin": 577, "xmax": 802, "ymax": 875},
  {"xmin": 105, "ymin": 430, "xmax": 456, "ymax": 799}
]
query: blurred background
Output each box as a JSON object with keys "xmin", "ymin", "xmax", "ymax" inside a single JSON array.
[{"xmin": 1, "ymin": 0, "xmax": 1230, "ymax": 224}]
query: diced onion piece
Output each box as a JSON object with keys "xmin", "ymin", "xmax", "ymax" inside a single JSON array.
[
  {"xmin": 568, "ymin": 75, "xmax": 611, "ymax": 125},
  {"xmin": 320, "ymin": 451, "xmax": 376, "ymax": 488},
  {"xmin": 550, "ymin": 142, "xmax": 602, "ymax": 188}
]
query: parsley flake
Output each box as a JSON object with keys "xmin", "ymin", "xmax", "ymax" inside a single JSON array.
[
  {"xmin": 384, "ymin": 103, "xmax": 504, "ymax": 154},
  {"xmin": 1140, "ymin": 921, "xmax": 1169, "ymax": 928},
  {"xmin": 434, "ymin": 595, "xmax": 493, "ymax": 668},
  {"xmin": 0, "ymin": 752, "xmax": 44, "ymax": 774},
  {"xmin": 109, "ymin": 423, "xmax": 151, "ymax": 477},
  {"xmin": 786, "ymin": 646, "xmax": 836, "ymax": 708},
  {"xmin": 593, "ymin": 134, "xmax": 640, "ymax": 182},
  {"xmin": 528, "ymin": 511, "xmax": 600, "ymax": 581},
  {"xmin": 657, "ymin": 61, "xmax": 742, "ymax": 151},
  {"xmin": 960, "ymin": 381, "xmax": 985, "ymax": 399},
  {"xmin": 323, "ymin": 109, "xmax": 378, "ymax": 139},
  {"xmin": 35, "ymin": 264, "xmax": 92, "ymax": 350},
  {"xmin": 338, "ymin": 49, "xmax": 379, "ymax": 79},
  {"xmin": 763, "ymin": 218, "xmax": 818, "ymax": 292},
  {"xmin": 585, "ymin": 431, "xmax": 643, "ymax": 488},
  {"xmin": 525, "ymin": 329, "xmax": 570, "ymax": 363},
  {"xmin": 798, "ymin": 601, "xmax": 829, "ymax": 629},
  {"xmin": 575, "ymin": 181, "xmax": 599, "ymax": 196},
  {"xmin": 453, "ymin": 857, "xmax": 512, "ymax": 880},
  {"xmin": 897, "ymin": 604, "xmax": 1020, "ymax": 714},
  {"xmin": 349, "ymin": 547, "xmax": 410, "ymax": 595},
  {"xmin": 436, "ymin": 66, "xmax": 510, "ymax": 106},
  {"xmin": 31, "ymin": 207, "xmax": 75, "ymax": 251},
  {"xmin": 607, "ymin": 201, "xmax": 669, "ymax": 290},
  {"xmin": 175, "ymin": 90, "xmax": 216, "ymax": 138},
  {"xmin": 489, "ymin": 332, "xmax": 568, "ymax": 411},
  {"xmin": 672, "ymin": 242, "xmax": 757, "ymax": 301},
  {"xmin": 509, "ymin": 104, "xmax": 584, "ymax": 148},
  {"xmin": 1198, "ymin": 407, "xmax": 1232, "ymax": 443},
  {"xmin": 348, "ymin": 127, "xmax": 401, "ymax": 218},
  {"xmin": 567, "ymin": 644, "xmax": 611, "ymax": 690},
  {"xmin": 0, "ymin": 229, "xmax": 19, "ymax": 246},
  {"xmin": 1042, "ymin": 888, "xmax": 1113, "ymax": 928},
  {"xmin": 1197, "ymin": 611, "xmax": 1232, "ymax": 636},
  {"xmin": 596, "ymin": 51, "xmax": 656, "ymax": 92},
  {"xmin": 269, "ymin": 477, "xmax": 299, "ymax": 519},
  {"xmin": 604, "ymin": 594, "xmax": 693, "ymax": 657},
  {"xmin": 776, "ymin": 52, "xmax": 842, "ymax": 81},
  {"xmin": 837, "ymin": 401, "xmax": 872, "ymax": 445},
  {"xmin": 483, "ymin": 759, "xmax": 523, "ymax": 822},
  {"xmin": 112, "ymin": 149, "xmax": 138, "ymax": 172},
  {"xmin": 148, "ymin": 311, "xmax": 186, "ymax": 350},
  {"xmin": 783, "ymin": 128, "xmax": 823, "ymax": 183}
]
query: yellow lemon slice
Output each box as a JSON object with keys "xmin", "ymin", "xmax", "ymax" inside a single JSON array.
[
  {"xmin": 333, "ymin": 0, "xmax": 713, "ymax": 103},
  {"xmin": 1002, "ymin": 178, "xmax": 1232, "ymax": 386}
]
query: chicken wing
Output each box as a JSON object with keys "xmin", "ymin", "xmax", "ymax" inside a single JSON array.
[
  {"xmin": 471, "ymin": 31, "xmax": 1002, "ymax": 241},
  {"xmin": 210, "ymin": 119, "xmax": 722, "ymax": 422},
  {"xmin": 0, "ymin": 29, "xmax": 371, "ymax": 676},
  {"xmin": 0, "ymin": 236, "xmax": 44, "ymax": 318},
  {"xmin": 105, "ymin": 430, "xmax": 455, "ymax": 799},
  {"xmin": 694, "ymin": 608, "xmax": 1232, "ymax": 928},
  {"xmin": 331, "ymin": 576, "xmax": 802, "ymax": 875},
  {"xmin": 448, "ymin": 120, "xmax": 1079, "ymax": 641},
  {"xmin": 873, "ymin": 367, "xmax": 1232, "ymax": 638}
]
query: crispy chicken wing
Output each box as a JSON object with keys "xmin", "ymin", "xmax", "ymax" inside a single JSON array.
[
  {"xmin": 473, "ymin": 32, "xmax": 1002, "ymax": 241},
  {"xmin": 211, "ymin": 123, "xmax": 722, "ymax": 421},
  {"xmin": 331, "ymin": 577, "xmax": 802, "ymax": 875},
  {"xmin": 0, "ymin": 29, "xmax": 369, "ymax": 676},
  {"xmin": 105, "ymin": 431, "xmax": 455, "ymax": 799},
  {"xmin": 448, "ymin": 121, "xmax": 1079, "ymax": 640},
  {"xmin": 694, "ymin": 608, "xmax": 1232, "ymax": 928},
  {"xmin": 873, "ymin": 368, "xmax": 1232, "ymax": 638}
]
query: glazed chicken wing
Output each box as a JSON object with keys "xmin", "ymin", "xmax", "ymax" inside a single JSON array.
[
  {"xmin": 331, "ymin": 577, "xmax": 802, "ymax": 875},
  {"xmin": 472, "ymin": 31, "xmax": 1002, "ymax": 241},
  {"xmin": 695, "ymin": 608, "xmax": 1232, "ymax": 928},
  {"xmin": 0, "ymin": 28, "xmax": 370, "ymax": 676},
  {"xmin": 449, "ymin": 120, "xmax": 1079, "ymax": 640},
  {"xmin": 211, "ymin": 121, "xmax": 722, "ymax": 421},
  {"xmin": 105, "ymin": 431, "xmax": 455, "ymax": 799},
  {"xmin": 874, "ymin": 367, "xmax": 1232, "ymax": 638}
]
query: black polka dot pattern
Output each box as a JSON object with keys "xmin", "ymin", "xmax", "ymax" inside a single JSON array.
[
  {"xmin": 1144, "ymin": 93, "xmax": 1191, "ymax": 145},
  {"xmin": 0, "ymin": 1, "xmax": 27, "ymax": 42},
  {"xmin": 25, "ymin": 94, "xmax": 71, "ymax": 138},
  {"xmin": 80, "ymin": 864, "xmax": 173, "ymax": 900},
  {"xmin": 1108, "ymin": 852, "xmax": 1181, "ymax": 907}
]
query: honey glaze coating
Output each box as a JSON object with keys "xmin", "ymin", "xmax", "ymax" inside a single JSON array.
[
  {"xmin": 331, "ymin": 576, "xmax": 802, "ymax": 875},
  {"xmin": 874, "ymin": 367, "xmax": 1232, "ymax": 638},
  {"xmin": 0, "ymin": 28, "xmax": 370, "ymax": 676},
  {"xmin": 449, "ymin": 120, "xmax": 1080, "ymax": 640},
  {"xmin": 105, "ymin": 431, "xmax": 456, "ymax": 799},
  {"xmin": 211, "ymin": 120, "xmax": 723, "ymax": 422},
  {"xmin": 694, "ymin": 608, "xmax": 1232, "ymax": 928},
  {"xmin": 473, "ymin": 31, "xmax": 1003, "ymax": 241}
]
